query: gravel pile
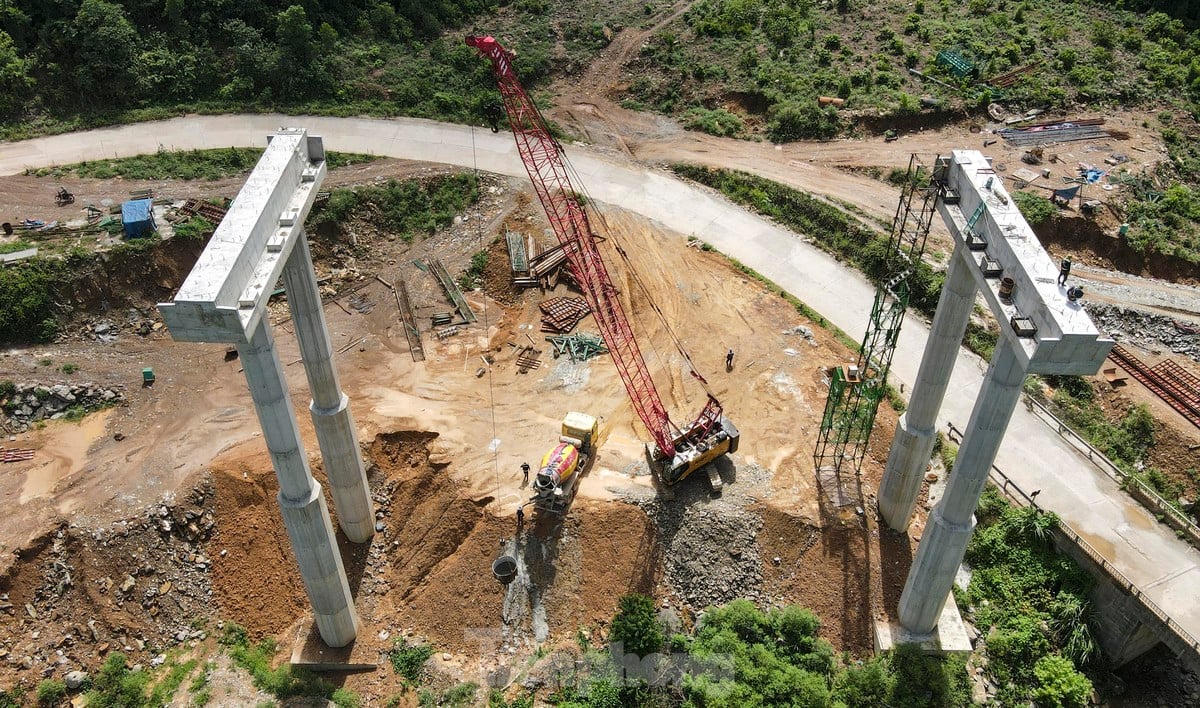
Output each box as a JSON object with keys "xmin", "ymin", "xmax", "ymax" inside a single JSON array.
[
  {"xmin": 619, "ymin": 458, "xmax": 773, "ymax": 611},
  {"xmin": 1085, "ymin": 303, "xmax": 1200, "ymax": 361},
  {"xmin": 1, "ymin": 381, "xmax": 126, "ymax": 431}
]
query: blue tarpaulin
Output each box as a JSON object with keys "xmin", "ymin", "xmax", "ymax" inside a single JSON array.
[
  {"xmin": 121, "ymin": 199, "xmax": 156, "ymax": 239},
  {"xmin": 1053, "ymin": 186, "xmax": 1081, "ymax": 201}
]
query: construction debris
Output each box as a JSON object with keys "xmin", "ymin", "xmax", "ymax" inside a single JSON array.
[
  {"xmin": 539, "ymin": 297, "xmax": 591, "ymax": 334},
  {"xmin": 985, "ymin": 60, "xmax": 1043, "ymax": 88},
  {"xmin": 427, "ymin": 258, "xmax": 476, "ymax": 324},
  {"xmin": 177, "ymin": 199, "xmax": 228, "ymax": 223},
  {"xmin": 1, "ymin": 448, "xmax": 35, "ymax": 463},
  {"xmin": 515, "ymin": 346, "xmax": 542, "ymax": 373},
  {"xmin": 547, "ymin": 333, "xmax": 608, "ymax": 362},
  {"xmin": 999, "ymin": 118, "xmax": 1109, "ymax": 147},
  {"xmin": 393, "ymin": 279, "xmax": 425, "ymax": 362}
]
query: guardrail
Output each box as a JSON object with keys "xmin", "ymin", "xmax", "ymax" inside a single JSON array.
[
  {"xmin": 946, "ymin": 422, "xmax": 1200, "ymax": 660},
  {"xmin": 1022, "ymin": 394, "xmax": 1200, "ymax": 546}
]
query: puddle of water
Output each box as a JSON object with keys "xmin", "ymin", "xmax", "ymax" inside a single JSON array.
[{"xmin": 19, "ymin": 409, "xmax": 112, "ymax": 503}]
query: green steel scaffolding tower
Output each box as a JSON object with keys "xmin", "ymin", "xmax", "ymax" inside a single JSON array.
[{"xmin": 814, "ymin": 154, "xmax": 943, "ymax": 479}]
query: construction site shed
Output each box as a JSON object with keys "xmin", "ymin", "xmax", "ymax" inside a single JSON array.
[{"xmin": 121, "ymin": 199, "xmax": 157, "ymax": 239}]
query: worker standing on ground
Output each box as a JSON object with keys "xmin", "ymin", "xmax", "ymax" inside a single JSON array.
[
  {"xmin": 726, "ymin": 348, "xmax": 735, "ymax": 370},
  {"xmin": 1058, "ymin": 257, "xmax": 1072, "ymax": 286},
  {"xmin": 516, "ymin": 504, "xmax": 525, "ymax": 531},
  {"xmin": 521, "ymin": 462, "xmax": 530, "ymax": 485}
]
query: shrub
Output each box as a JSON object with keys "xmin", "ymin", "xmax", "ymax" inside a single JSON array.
[
  {"xmin": 1033, "ymin": 654, "xmax": 1092, "ymax": 708},
  {"xmin": 681, "ymin": 106, "xmax": 744, "ymax": 137},
  {"xmin": 766, "ymin": 101, "xmax": 839, "ymax": 142},
  {"xmin": 389, "ymin": 640, "xmax": 434, "ymax": 683},
  {"xmin": 610, "ymin": 593, "xmax": 664, "ymax": 658},
  {"xmin": 1013, "ymin": 190, "xmax": 1056, "ymax": 225},
  {"xmin": 35, "ymin": 680, "xmax": 65, "ymax": 706}
]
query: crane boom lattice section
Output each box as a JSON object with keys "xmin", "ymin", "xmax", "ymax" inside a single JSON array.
[{"xmin": 466, "ymin": 35, "xmax": 683, "ymax": 456}]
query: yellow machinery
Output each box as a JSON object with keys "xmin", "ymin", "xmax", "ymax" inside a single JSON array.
[{"xmin": 530, "ymin": 412, "xmax": 598, "ymax": 514}]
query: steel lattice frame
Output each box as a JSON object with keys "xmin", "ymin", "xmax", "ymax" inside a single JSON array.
[
  {"xmin": 468, "ymin": 35, "xmax": 722, "ymax": 458},
  {"xmin": 814, "ymin": 154, "xmax": 940, "ymax": 474}
]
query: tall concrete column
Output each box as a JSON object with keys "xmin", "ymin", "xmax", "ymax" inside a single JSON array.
[
  {"xmin": 282, "ymin": 234, "xmax": 375, "ymax": 543},
  {"xmin": 898, "ymin": 340, "xmax": 1027, "ymax": 632},
  {"xmin": 238, "ymin": 317, "xmax": 359, "ymax": 647},
  {"xmin": 879, "ymin": 246, "xmax": 977, "ymax": 530}
]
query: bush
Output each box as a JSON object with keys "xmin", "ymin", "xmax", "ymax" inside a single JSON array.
[
  {"xmin": 766, "ymin": 101, "xmax": 839, "ymax": 141},
  {"xmin": 389, "ymin": 640, "xmax": 434, "ymax": 683},
  {"xmin": 681, "ymin": 106, "xmax": 744, "ymax": 137},
  {"xmin": 35, "ymin": 680, "xmax": 65, "ymax": 706},
  {"xmin": 1013, "ymin": 190, "xmax": 1056, "ymax": 225},
  {"xmin": 610, "ymin": 593, "xmax": 664, "ymax": 658},
  {"xmin": 1033, "ymin": 654, "xmax": 1093, "ymax": 708}
]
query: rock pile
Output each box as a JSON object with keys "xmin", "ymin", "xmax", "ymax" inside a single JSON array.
[
  {"xmin": 0, "ymin": 484, "xmax": 216, "ymax": 683},
  {"xmin": 76, "ymin": 309, "xmax": 165, "ymax": 343},
  {"xmin": 0, "ymin": 382, "xmax": 125, "ymax": 431},
  {"xmin": 1086, "ymin": 303, "xmax": 1200, "ymax": 362},
  {"xmin": 622, "ymin": 459, "xmax": 774, "ymax": 612}
]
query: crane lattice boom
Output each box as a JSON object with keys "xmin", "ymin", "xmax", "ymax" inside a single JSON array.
[{"xmin": 466, "ymin": 34, "xmax": 724, "ymax": 461}]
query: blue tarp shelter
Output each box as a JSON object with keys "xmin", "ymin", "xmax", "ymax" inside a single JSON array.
[{"xmin": 121, "ymin": 199, "xmax": 156, "ymax": 239}]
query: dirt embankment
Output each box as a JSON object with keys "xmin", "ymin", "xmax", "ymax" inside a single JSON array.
[{"xmin": 1033, "ymin": 215, "xmax": 1199, "ymax": 286}]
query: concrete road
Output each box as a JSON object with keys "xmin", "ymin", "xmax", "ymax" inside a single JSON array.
[{"xmin": 3, "ymin": 114, "xmax": 1198, "ymax": 645}]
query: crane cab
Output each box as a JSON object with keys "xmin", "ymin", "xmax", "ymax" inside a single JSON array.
[{"xmin": 657, "ymin": 415, "xmax": 740, "ymax": 486}]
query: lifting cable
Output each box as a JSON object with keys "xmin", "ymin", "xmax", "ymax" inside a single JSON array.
[
  {"xmin": 470, "ymin": 125, "xmax": 503, "ymax": 505},
  {"xmin": 560, "ymin": 155, "xmax": 717, "ymax": 402}
]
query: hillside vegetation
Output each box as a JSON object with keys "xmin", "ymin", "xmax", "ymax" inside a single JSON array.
[
  {"xmin": 0, "ymin": 0, "xmax": 637, "ymax": 139},
  {"xmin": 624, "ymin": 0, "xmax": 1200, "ymax": 139}
]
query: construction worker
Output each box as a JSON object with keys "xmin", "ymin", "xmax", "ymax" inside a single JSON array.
[
  {"xmin": 1058, "ymin": 257, "xmax": 1072, "ymax": 286},
  {"xmin": 516, "ymin": 504, "xmax": 525, "ymax": 529},
  {"xmin": 726, "ymin": 348, "xmax": 735, "ymax": 370},
  {"xmin": 521, "ymin": 462, "xmax": 530, "ymax": 485}
]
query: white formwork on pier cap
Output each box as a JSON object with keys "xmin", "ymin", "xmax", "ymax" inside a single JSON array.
[
  {"xmin": 159, "ymin": 129, "xmax": 373, "ymax": 648},
  {"xmin": 875, "ymin": 150, "xmax": 1113, "ymax": 652}
]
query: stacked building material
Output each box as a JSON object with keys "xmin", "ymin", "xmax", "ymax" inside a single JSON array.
[
  {"xmin": 539, "ymin": 297, "xmax": 591, "ymax": 333},
  {"xmin": 178, "ymin": 199, "xmax": 229, "ymax": 222},
  {"xmin": 547, "ymin": 333, "xmax": 608, "ymax": 362},
  {"xmin": 999, "ymin": 119, "xmax": 1109, "ymax": 147},
  {"xmin": 515, "ymin": 346, "xmax": 542, "ymax": 373}
]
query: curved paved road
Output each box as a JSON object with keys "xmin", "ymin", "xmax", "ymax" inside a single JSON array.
[{"xmin": 3, "ymin": 114, "xmax": 1198, "ymax": 647}]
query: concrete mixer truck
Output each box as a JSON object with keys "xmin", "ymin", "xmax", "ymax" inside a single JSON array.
[{"xmin": 530, "ymin": 412, "xmax": 598, "ymax": 514}]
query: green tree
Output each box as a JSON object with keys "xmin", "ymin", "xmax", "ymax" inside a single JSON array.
[
  {"xmin": 609, "ymin": 594, "xmax": 664, "ymax": 658},
  {"xmin": 71, "ymin": 0, "xmax": 141, "ymax": 102},
  {"xmin": 0, "ymin": 30, "xmax": 33, "ymax": 108}
]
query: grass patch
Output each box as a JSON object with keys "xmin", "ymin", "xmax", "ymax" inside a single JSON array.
[
  {"xmin": 0, "ymin": 240, "xmax": 34, "ymax": 255},
  {"xmin": 219, "ymin": 622, "xmax": 359, "ymax": 704},
  {"xmin": 173, "ymin": 216, "xmax": 217, "ymax": 242},
  {"xmin": 310, "ymin": 174, "xmax": 478, "ymax": 241},
  {"xmin": 148, "ymin": 658, "xmax": 199, "ymax": 706},
  {"xmin": 457, "ymin": 249, "xmax": 489, "ymax": 291},
  {"xmin": 388, "ymin": 639, "xmax": 434, "ymax": 685},
  {"xmin": 32, "ymin": 148, "xmax": 378, "ymax": 181}
]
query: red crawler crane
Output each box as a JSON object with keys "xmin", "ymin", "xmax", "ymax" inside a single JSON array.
[{"xmin": 467, "ymin": 35, "xmax": 738, "ymax": 485}]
